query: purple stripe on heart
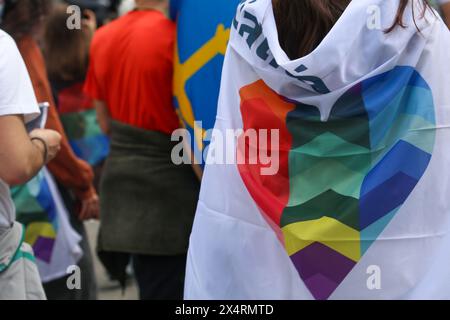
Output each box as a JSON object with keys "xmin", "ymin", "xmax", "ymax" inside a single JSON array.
[
  {"xmin": 290, "ymin": 242, "xmax": 356, "ymax": 300},
  {"xmin": 33, "ymin": 236, "xmax": 55, "ymax": 264}
]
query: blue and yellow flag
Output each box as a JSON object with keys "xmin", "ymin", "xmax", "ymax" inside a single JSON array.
[{"xmin": 170, "ymin": 0, "xmax": 241, "ymax": 166}]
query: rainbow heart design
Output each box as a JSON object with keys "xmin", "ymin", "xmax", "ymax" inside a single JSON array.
[
  {"xmin": 237, "ymin": 66, "xmax": 436, "ymax": 300},
  {"xmin": 12, "ymin": 171, "xmax": 59, "ymax": 264}
]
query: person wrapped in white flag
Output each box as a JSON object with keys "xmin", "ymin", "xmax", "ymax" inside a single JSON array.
[{"xmin": 185, "ymin": 0, "xmax": 450, "ymax": 300}]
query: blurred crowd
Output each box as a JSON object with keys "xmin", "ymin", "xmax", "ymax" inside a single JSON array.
[
  {"xmin": 0, "ymin": 0, "xmax": 449, "ymax": 301},
  {"xmin": 0, "ymin": 0, "xmax": 199, "ymax": 300}
]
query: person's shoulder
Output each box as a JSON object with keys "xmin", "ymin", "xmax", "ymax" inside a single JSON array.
[
  {"xmin": 92, "ymin": 23, "xmax": 111, "ymax": 44},
  {"xmin": 91, "ymin": 15, "xmax": 127, "ymax": 45},
  {"xmin": 0, "ymin": 29, "xmax": 18, "ymax": 52},
  {"xmin": 154, "ymin": 12, "xmax": 176, "ymax": 32},
  {"xmin": 135, "ymin": 11, "xmax": 175, "ymax": 38},
  {"xmin": 0, "ymin": 29, "xmax": 25, "ymax": 66}
]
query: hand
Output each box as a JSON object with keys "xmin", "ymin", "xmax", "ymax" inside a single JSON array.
[
  {"xmin": 78, "ymin": 193, "xmax": 100, "ymax": 221},
  {"xmin": 29, "ymin": 129, "xmax": 62, "ymax": 163}
]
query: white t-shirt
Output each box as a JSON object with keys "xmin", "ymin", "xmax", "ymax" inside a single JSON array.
[{"xmin": 0, "ymin": 30, "xmax": 40, "ymax": 233}]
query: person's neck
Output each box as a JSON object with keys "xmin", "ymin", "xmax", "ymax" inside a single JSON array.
[{"xmin": 135, "ymin": 1, "xmax": 166, "ymax": 13}]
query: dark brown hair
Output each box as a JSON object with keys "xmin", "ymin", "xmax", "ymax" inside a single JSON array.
[
  {"xmin": 273, "ymin": 0, "xmax": 432, "ymax": 60},
  {"xmin": 43, "ymin": 5, "xmax": 92, "ymax": 82},
  {"xmin": 1, "ymin": 0, "xmax": 52, "ymax": 40}
]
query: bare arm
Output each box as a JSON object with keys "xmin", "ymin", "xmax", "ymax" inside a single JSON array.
[
  {"xmin": 442, "ymin": 3, "xmax": 450, "ymax": 29},
  {"xmin": 94, "ymin": 99, "xmax": 111, "ymax": 135},
  {"xmin": 0, "ymin": 115, "xmax": 60, "ymax": 186}
]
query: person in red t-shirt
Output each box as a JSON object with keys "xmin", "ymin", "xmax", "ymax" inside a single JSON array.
[
  {"xmin": 85, "ymin": 1, "xmax": 180, "ymax": 135},
  {"xmin": 84, "ymin": 0, "xmax": 200, "ymax": 300}
]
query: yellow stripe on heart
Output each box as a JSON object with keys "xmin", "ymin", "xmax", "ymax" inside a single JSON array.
[
  {"xmin": 24, "ymin": 222, "xmax": 57, "ymax": 245},
  {"xmin": 282, "ymin": 217, "xmax": 361, "ymax": 262}
]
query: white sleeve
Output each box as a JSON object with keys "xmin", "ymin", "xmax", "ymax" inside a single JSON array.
[{"xmin": 0, "ymin": 30, "xmax": 39, "ymax": 123}]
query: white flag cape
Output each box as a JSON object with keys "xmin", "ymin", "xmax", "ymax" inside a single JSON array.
[
  {"xmin": 36, "ymin": 169, "xmax": 83, "ymax": 283},
  {"xmin": 12, "ymin": 168, "xmax": 83, "ymax": 283},
  {"xmin": 185, "ymin": 0, "xmax": 450, "ymax": 300}
]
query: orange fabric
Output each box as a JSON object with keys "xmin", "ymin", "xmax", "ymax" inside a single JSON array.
[
  {"xmin": 17, "ymin": 36, "xmax": 95, "ymax": 201},
  {"xmin": 84, "ymin": 10, "xmax": 180, "ymax": 134}
]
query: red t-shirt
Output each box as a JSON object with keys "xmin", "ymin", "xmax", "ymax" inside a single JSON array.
[{"xmin": 84, "ymin": 10, "xmax": 180, "ymax": 134}]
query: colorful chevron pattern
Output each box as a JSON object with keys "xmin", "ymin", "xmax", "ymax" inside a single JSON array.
[
  {"xmin": 237, "ymin": 66, "xmax": 436, "ymax": 300},
  {"xmin": 12, "ymin": 171, "xmax": 58, "ymax": 264}
]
